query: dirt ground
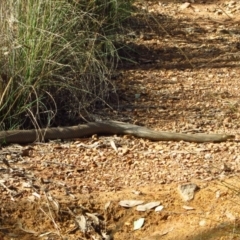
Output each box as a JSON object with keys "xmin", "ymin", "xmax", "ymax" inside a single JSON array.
[{"xmin": 1, "ymin": 0, "xmax": 240, "ymax": 239}]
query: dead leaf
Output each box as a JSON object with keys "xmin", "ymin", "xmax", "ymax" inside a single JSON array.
[
  {"xmin": 75, "ymin": 215, "xmax": 87, "ymax": 233},
  {"xmin": 86, "ymin": 212, "xmax": 100, "ymax": 225},
  {"xmin": 46, "ymin": 194, "xmax": 60, "ymax": 213},
  {"xmin": 105, "ymin": 201, "xmax": 111, "ymax": 210},
  {"xmin": 110, "ymin": 140, "xmax": 118, "ymax": 152},
  {"xmin": 136, "ymin": 201, "xmax": 161, "ymax": 211},
  {"xmin": 155, "ymin": 205, "xmax": 164, "ymax": 212},
  {"xmin": 119, "ymin": 200, "xmax": 144, "ymax": 208},
  {"xmin": 182, "ymin": 205, "xmax": 195, "ymax": 210},
  {"xmin": 21, "ymin": 147, "xmax": 34, "ymax": 156},
  {"xmin": 133, "ymin": 218, "xmax": 144, "ymax": 230}
]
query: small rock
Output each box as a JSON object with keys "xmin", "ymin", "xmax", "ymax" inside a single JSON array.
[
  {"xmin": 225, "ymin": 211, "xmax": 236, "ymax": 221},
  {"xmin": 199, "ymin": 220, "xmax": 206, "ymax": 226},
  {"xmin": 215, "ymin": 190, "xmax": 221, "ymax": 198},
  {"xmin": 180, "ymin": 2, "xmax": 191, "ymax": 10},
  {"xmin": 183, "ymin": 205, "xmax": 195, "ymax": 210},
  {"xmin": 204, "ymin": 153, "xmax": 212, "ymax": 159},
  {"xmin": 178, "ymin": 183, "xmax": 199, "ymax": 201}
]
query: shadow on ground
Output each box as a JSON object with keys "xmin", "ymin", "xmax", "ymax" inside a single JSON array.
[
  {"xmin": 116, "ymin": 11, "xmax": 240, "ymax": 70},
  {"xmin": 188, "ymin": 222, "xmax": 240, "ymax": 240}
]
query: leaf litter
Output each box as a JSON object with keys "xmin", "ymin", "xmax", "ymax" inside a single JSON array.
[{"xmin": 1, "ymin": 0, "xmax": 240, "ymax": 239}]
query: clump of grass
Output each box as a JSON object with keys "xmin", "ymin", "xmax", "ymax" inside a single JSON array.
[{"xmin": 0, "ymin": 0, "xmax": 133, "ymax": 130}]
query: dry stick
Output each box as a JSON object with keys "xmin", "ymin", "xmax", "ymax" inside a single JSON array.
[
  {"xmin": 198, "ymin": 52, "xmax": 239, "ymax": 68},
  {"xmin": 0, "ymin": 121, "xmax": 235, "ymax": 144},
  {"xmin": 0, "ymin": 182, "xmax": 15, "ymax": 201},
  {"xmin": 215, "ymin": 4, "xmax": 233, "ymax": 20}
]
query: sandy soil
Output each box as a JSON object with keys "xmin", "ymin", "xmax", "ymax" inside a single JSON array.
[{"xmin": 1, "ymin": 0, "xmax": 240, "ymax": 239}]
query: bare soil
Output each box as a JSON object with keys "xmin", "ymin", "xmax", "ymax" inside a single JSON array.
[{"xmin": 1, "ymin": 0, "xmax": 240, "ymax": 239}]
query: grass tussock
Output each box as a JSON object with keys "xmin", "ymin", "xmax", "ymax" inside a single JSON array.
[{"xmin": 0, "ymin": 0, "xmax": 133, "ymax": 130}]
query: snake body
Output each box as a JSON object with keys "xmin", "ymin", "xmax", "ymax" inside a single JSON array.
[{"xmin": 0, "ymin": 121, "xmax": 235, "ymax": 144}]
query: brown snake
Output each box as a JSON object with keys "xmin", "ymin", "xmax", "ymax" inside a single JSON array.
[{"xmin": 0, "ymin": 121, "xmax": 235, "ymax": 144}]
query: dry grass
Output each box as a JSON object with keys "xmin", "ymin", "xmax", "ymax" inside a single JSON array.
[{"xmin": 0, "ymin": 0, "xmax": 133, "ymax": 130}]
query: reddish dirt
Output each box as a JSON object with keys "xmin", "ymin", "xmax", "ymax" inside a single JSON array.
[{"xmin": 1, "ymin": 0, "xmax": 240, "ymax": 239}]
